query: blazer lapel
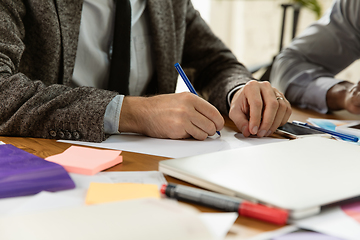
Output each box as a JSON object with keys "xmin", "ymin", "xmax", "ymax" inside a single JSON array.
[
  {"xmin": 54, "ymin": 0, "xmax": 83, "ymax": 85},
  {"xmin": 54, "ymin": 0, "xmax": 178, "ymax": 91},
  {"xmin": 147, "ymin": 0, "xmax": 177, "ymax": 93}
]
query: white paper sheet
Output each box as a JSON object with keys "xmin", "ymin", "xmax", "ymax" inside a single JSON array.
[
  {"xmin": 247, "ymin": 225, "xmax": 300, "ymax": 240},
  {"xmin": 293, "ymin": 206, "xmax": 360, "ymax": 240},
  {"xmin": 199, "ymin": 212, "xmax": 238, "ymax": 240},
  {"xmin": 59, "ymin": 127, "xmax": 287, "ymax": 158},
  {"xmin": 0, "ymin": 195, "xmax": 32, "ymax": 216},
  {"xmin": 8, "ymin": 192, "xmax": 237, "ymax": 240},
  {"xmin": 3, "ymin": 171, "xmax": 236, "ymax": 240},
  {"xmin": 69, "ymin": 173, "xmax": 113, "ymax": 189},
  {"xmin": 0, "ymin": 198, "xmax": 216, "ymax": 240},
  {"xmin": 9, "ymin": 191, "xmax": 85, "ymax": 215},
  {"xmin": 98, "ymin": 171, "xmax": 167, "ymax": 189}
]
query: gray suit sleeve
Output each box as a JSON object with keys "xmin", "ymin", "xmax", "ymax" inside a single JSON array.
[
  {"xmin": 270, "ymin": 0, "xmax": 360, "ymax": 113},
  {"xmin": 0, "ymin": 1, "xmax": 118, "ymax": 142}
]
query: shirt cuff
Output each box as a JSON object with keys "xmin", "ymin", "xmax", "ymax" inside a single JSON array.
[
  {"xmin": 227, "ymin": 84, "xmax": 245, "ymax": 106},
  {"xmin": 104, "ymin": 95, "xmax": 124, "ymax": 134},
  {"xmin": 302, "ymin": 77, "xmax": 345, "ymax": 114}
]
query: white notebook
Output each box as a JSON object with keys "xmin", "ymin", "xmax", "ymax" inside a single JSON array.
[{"xmin": 159, "ymin": 137, "xmax": 360, "ymax": 219}]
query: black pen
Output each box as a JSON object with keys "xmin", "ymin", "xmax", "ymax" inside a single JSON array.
[{"xmin": 161, "ymin": 183, "xmax": 288, "ymax": 225}]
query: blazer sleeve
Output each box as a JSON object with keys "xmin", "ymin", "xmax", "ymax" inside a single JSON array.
[
  {"xmin": 270, "ymin": 0, "xmax": 360, "ymax": 112},
  {"xmin": 0, "ymin": 1, "xmax": 118, "ymax": 142},
  {"xmin": 180, "ymin": 1, "xmax": 255, "ymax": 114}
]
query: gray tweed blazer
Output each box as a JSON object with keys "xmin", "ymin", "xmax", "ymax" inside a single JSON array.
[{"xmin": 0, "ymin": 0, "xmax": 253, "ymax": 142}]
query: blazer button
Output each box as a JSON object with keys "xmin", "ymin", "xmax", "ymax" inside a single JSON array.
[
  {"xmin": 49, "ymin": 130, "xmax": 57, "ymax": 138},
  {"xmin": 58, "ymin": 130, "xmax": 65, "ymax": 139},
  {"xmin": 64, "ymin": 131, "xmax": 72, "ymax": 139},
  {"xmin": 73, "ymin": 131, "xmax": 80, "ymax": 140}
]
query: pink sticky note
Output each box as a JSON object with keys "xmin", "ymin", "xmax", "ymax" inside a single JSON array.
[{"xmin": 46, "ymin": 146, "xmax": 123, "ymax": 175}]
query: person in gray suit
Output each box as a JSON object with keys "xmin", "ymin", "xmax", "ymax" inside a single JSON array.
[
  {"xmin": 0, "ymin": 0, "xmax": 291, "ymax": 142},
  {"xmin": 271, "ymin": 0, "xmax": 360, "ymax": 115}
]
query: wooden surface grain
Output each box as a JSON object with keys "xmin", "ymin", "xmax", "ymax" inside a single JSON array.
[{"xmin": 1, "ymin": 106, "xmax": 359, "ymax": 239}]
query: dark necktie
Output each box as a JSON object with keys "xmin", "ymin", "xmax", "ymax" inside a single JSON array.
[{"xmin": 108, "ymin": 0, "xmax": 131, "ymax": 95}]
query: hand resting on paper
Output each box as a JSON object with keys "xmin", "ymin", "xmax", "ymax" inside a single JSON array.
[{"xmin": 229, "ymin": 80, "xmax": 292, "ymax": 137}]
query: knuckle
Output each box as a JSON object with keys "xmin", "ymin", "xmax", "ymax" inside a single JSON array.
[
  {"xmin": 246, "ymin": 80, "xmax": 258, "ymax": 88},
  {"xmin": 261, "ymin": 81, "xmax": 271, "ymax": 88},
  {"xmin": 174, "ymin": 106, "xmax": 189, "ymax": 119},
  {"xmin": 169, "ymin": 119, "xmax": 185, "ymax": 131},
  {"xmin": 181, "ymin": 92, "xmax": 196, "ymax": 102}
]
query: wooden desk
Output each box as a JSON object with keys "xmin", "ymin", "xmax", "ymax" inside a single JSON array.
[{"xmin": 1, "ymin": 107, "xmax": 360, "ymax": 239}]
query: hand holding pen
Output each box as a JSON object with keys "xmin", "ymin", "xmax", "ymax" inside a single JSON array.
[
  {"xmin": 119, "ymin": 64, "xmax": 224, "ymax": 140},
  {"xmin": 175, "ymin": 63, "xmax": 221, "ymax": 136}
]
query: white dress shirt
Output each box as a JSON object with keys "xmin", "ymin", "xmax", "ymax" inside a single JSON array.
[
  {"xmin": 73, "ymin": 0, "xmax": 236, "ymax": 135},
  {"xmin": 72, "ymin": 0, "xmax": 153, "ymax": 134}
]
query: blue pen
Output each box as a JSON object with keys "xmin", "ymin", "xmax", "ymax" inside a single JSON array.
[
  {"xmin": 174, "ymin": 63, "xmax": 221, "ymax": 136},
  {"xmin": 292, "ymin": 121, "xmax": 359, "ymax": 142}
]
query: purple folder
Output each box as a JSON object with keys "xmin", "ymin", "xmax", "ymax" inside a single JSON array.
[{"xmin": 0, "ymin": 144, "xmax": 75, "ymax": 198}]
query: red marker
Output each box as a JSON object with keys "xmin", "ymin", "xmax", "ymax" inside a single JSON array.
[{"xmin": 161, "ymin": 183, "xmax": 288, "ymax": 225}]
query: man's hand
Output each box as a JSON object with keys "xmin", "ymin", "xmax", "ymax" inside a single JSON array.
[
  {"xmin": 327, "ymin": 81, "xmax": 360, "ymax": 114},
  {"xmin": 118, "ymin": 92, "xmax": 224, "ymax": 140},
  {"xmin": 229, "ymin": 80, "xmax": 292, "ymax": 137}
]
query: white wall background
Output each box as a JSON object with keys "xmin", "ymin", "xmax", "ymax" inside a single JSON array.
[{"xmin": 191, "ymin": 0, "xmax": 360, "ymax": 85}]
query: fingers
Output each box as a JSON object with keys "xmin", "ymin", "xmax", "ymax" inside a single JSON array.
[
  {"xmin": 192, "ymin": 95, "xmax": 225, "ymax": 133},
  {"xmin": 249, "ymin": 81, "xmax": 275, "ymax": 137},
  {"xmin": 229, "ymin": 81, "xmax": 265, "ymax": 137},
  {"xmin": 346, "ymin": 82, "xmax": 360, "ymax": 114},
  {"xmin": 229, "ymin": 80, "xmax": 292, "ymax": 138},
  {"xmin": 181, "ymin": 93, "xmax": 223, "ymax": 139},
  {"xmin": 259, "ymin": 88, "xmax": 291, "ymax": 134},
  {"xmin": 264, "ymin": 91, "xmax": 292, "ymax": 134},
  {"xmin": 229, "ymin": 102, "xmax": 251, "ymax": 137},
  {"xmin": 124, "ymin": 93, "xmax": 224, "ymax": 141},
  {"xmin": 171, "ymin": 98, "xmax": 223, "ymax": 140},
  {"xmin": 229, "ymin": 83, "xmax": 255, "ymax": 137},
  {"xmin": 184, "ymin": 118, "xmax": 214, "ymax": 141},
  {"xmin": 164, "ymin": 93, "xmax": 224, "ymax": 140},
  {"xmin": 246, "ymin": 82, "xmax": 264, "ymax": 135}
]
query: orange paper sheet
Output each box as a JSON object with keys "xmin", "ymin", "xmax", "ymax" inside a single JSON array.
[
  {"xmin": 85, "ymin": 182, "xmax": 160, "ymax": 205},
  {"xmin": 46, "ymin": 146, "xmax": 122, "ymax": 175}
]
